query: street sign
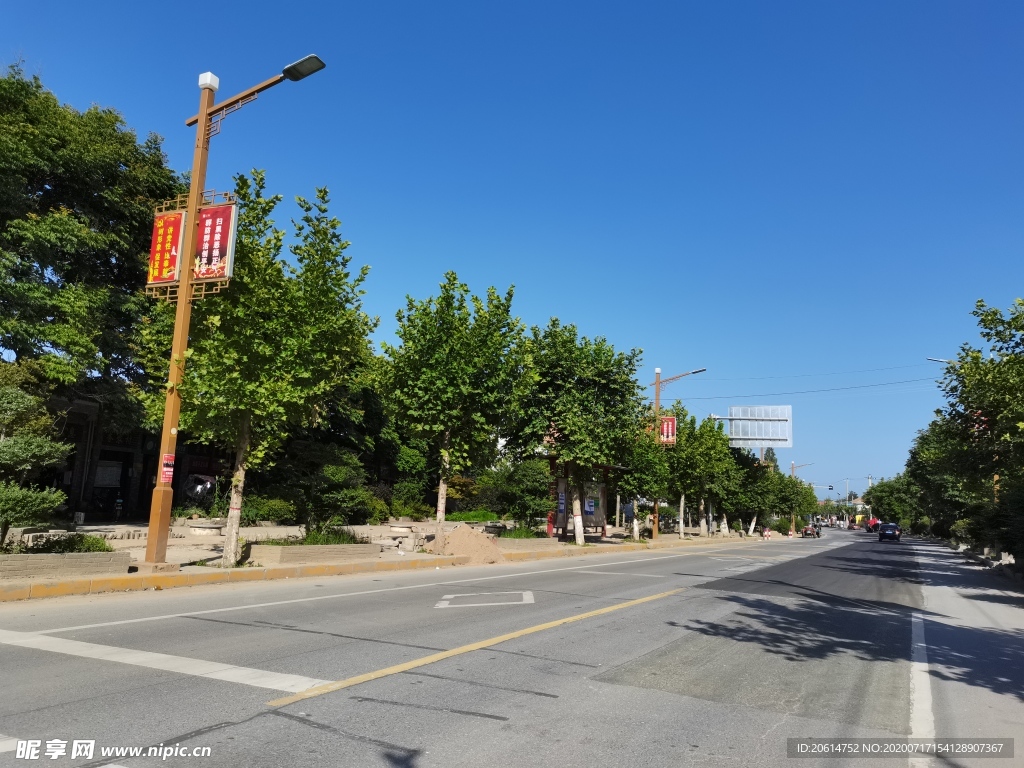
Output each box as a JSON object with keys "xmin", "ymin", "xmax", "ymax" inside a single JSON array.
[
  {"xmin": 194, "ymin": 202, "xmax": 239, "ymax": 281},
  {"xmin": 659, "ymin": 416, "xmax": 677, "ymax": 444},
  {"xmin": 147, "ymin": 211, "xmax": 186, "ymax": 285},
  {"xmin": 724, "ymin": 405, "xmax": 792, "ymax": 448}
]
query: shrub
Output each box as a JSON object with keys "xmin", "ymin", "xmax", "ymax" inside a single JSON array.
[
  {"xmin": 950, "ymin": 518, "xmax": 973, "ymax": 545},
  {"xmin": 390, "ymin": 498, "xmax": 432, "ymax": 521},
  {"xmin": 240, "ymin": 496, "xmax": 296, "ymax": 527},
  {"xmin": 771, "ymin": 517, "xmax": 794, "ymax": 535},
  {"xmin": 910, "ymin": 516, "xmax": 931, "ymax": 536},
  {"xmin": 25, "ymin": 533, "xmax": 113, "ymax": 554}
]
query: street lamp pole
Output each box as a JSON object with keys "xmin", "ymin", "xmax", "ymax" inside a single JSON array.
[
  {"xmin": 143, "ymin": 57, "xmax": 325, "ymax": 568},
  {"xmin": 649, "ymin": 366, "xmax": 706, "ymax": 538}
]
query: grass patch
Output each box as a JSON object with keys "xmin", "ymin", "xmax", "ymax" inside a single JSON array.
[
  {"xmin": 446, "ymin": 510, "xmax": 500, "ymax": 522},
  {"xmin": 261, "ymin": 527, "xmax": 365, "ymax": 546},
  {"xmin": 498, "ymin": 526, "xmax": 546, "ymax": 538}
]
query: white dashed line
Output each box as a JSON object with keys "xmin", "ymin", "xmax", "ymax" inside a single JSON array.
[{"xmin": 0, "ymin": 629, "xmax": 331, "ymax": 693}]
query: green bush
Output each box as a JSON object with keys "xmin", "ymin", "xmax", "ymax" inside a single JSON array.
[
  {"xmin": 15, "ymin": 533, "xmax": 114, "ymax": 554},
  {"xmin": 950, "ymin": 518, "xmax": 973, "ymax": 544},
  {"xmin": 446, "ymin": 510, "xmax": 500, "ymax": 522},
  {"xmin": 771, "ymin": 517, "xmax": 794, "ymax": 535},
  {"xmin": 910, "ymin": 517, "xmax": 931, "ymax": 536},
  {"xmin": 240, "ymin": 496, "xmax": 296, "ymax": 527},
  {"xmin": 391, "ymin": 498, "xmax": 432, "ymax": 521}
]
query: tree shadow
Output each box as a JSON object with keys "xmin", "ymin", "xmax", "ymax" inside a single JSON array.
[
  {"xmin": 383, "ymin": 750, "xmax": 423, "ymax": 767},
  {"xmin": 679, "ymin": 591, "xmax": 1024, "ymax": 701}
]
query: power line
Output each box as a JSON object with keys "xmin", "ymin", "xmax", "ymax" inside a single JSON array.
[
  {"xmin": 696, "ymin": 363, "xmax": 934, "ymax": 382},
  {"xmin": 684, "ymin": 377, "xmax": 937, "ymax": 400}
]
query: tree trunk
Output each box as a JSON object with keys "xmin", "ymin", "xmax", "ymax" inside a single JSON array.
[
  {"xmin": 698, "ymin": 498, "xmax": 707, "ymax": 537},
  {"xmin": 615, "ymin": 493, "xmax": 621, "ymax": 529},
  {"xmin": 748, "ymin": 515, "xmax": 758, "ymax": 536},
  {"xmin": 571, "ymin": 481, "xmax": 585, "ymax": 546},
  {"xmin": 0, "ymin": 521, "xmax": 9, "ymax": 548},
  {"xmin": 632, "ymin": 496, "xmax": 640, "ymax": 541},
  {"xmin": 679, "ymin": 493, "xmax": 685, "ymax": 539},
  {"xmin": 222, "ymin": 413, "xmax": 251, "ymax": 568},
  {"xmin": 435, "ymin": 433, "xmax": 450, "ymax": 546}
]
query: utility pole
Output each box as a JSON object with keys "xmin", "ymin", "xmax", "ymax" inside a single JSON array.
[
  {"xmin": 649, "ymin": 366, "xmax": 706, "ymax": 539},
  {"xmin": 789, "ymin": 462, "xmax": 813, "ymax": 534},
  {"xmin": 142, "ymin": 57, "xmax": 326, "ymax": 570}
]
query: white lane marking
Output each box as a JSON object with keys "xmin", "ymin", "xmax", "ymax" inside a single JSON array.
[
  {"xmin": 579, "ymin": 571, "xmax": 666, "ymax": 578},
  {"xmin": 434, "ymin": 591, "xmax": 535, "ymax": 608},
  {"xmin": 33, "ymin": 547, "xmax": 764, "ymax": 635},
  {"xmin": 0, "ymin": 734, "xmax": 18, "ymax": 753},
  {"xmin": 0, "ymin": 629, "xmax": 331, "ymax": 693},
  {"xmin": 909, "ymin": 611, "xmax": 934, "ymax": 767}
]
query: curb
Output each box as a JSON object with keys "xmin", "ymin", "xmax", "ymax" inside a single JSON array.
[
  {"xmin": 0, "ymin": 555, "xmax": 471, "ymax": 603},
  {"xmin": 0, "ymin": 535, "xmax": 770, "ymax": 604},
  {"xmin": 499, "ymin": 536, "xmax": 760, "ymax": 562}
]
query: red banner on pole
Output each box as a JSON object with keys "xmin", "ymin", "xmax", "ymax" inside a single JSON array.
[
  {"xmin": 660, "ymin": 416, "xmax": 677, "ymax": 445},
  {"xmin": 160, "ymin": 453, "xmax": 176, "ymax": 485},
  {"xmin": 194, "ymin": 203, "xmax": 238, "ymax": 281},
  {"xmin": 147, "ymin": 212, "xmax": 186, "ymax": 285}
]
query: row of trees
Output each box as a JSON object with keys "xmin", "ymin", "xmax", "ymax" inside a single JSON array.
[
  {"xmin": 865, "ymin": 300, "xmax": 1024, "ymax": 562},
  {"xmin": 0, "ymin": 66, "xmax": 819, "ymax": 558}
]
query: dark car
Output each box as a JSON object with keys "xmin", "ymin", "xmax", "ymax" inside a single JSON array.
[
  {"xmin": 878, "ymin": 523, "xmax": 901, "ymax": 542},
  {"xmin": 800, "ymin": 524, "xmax": 820, "ymax": 538}
]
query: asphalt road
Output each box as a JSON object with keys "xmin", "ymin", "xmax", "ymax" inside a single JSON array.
[{"xmin": 1, "ymin": 531, "xmax": 1021, "ymax": 767}]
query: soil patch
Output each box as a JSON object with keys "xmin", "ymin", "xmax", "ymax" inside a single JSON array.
[{"xmin": 430, "ymin": 525, "xmax": 506, "ymax": 564}]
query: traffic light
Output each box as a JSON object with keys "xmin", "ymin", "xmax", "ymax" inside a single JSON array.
[{"xmin": 828, "ymin": 485, "xmax": 833, "ymax": 491}]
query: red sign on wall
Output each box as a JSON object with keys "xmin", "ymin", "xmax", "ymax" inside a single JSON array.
[
  {"xmin": 147, "ymin": 212, "xmax": 186, "ymax": 284},
  {"xmin": 160, "ymin": 453, "xmax": 176, "ymax": 485},
  {"xmin": 660, "ymin": 416, "xmax": 677, "ymax": 445},
  {"xmin": 194, "ymin": 203, "xmax": 238, "ymax": 281}
]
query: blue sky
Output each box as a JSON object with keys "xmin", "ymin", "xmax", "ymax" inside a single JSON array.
[{"xmin": 5, "ymin": 1, "xmax": 1022, "ymax": 498}]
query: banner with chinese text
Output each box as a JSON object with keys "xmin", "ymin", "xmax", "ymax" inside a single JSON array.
[
  {"xmin": 147, "ymin": 212, "xmax": 186, "ymax": 284},
  {"xmin": 660, "ymin": 416, "xmax": 677, "ymax": 445},
  {"xmin": 194, "ymin": 203, "xmax": 238, "ymax": 281}
]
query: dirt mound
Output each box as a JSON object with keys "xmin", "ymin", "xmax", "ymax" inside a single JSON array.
[{"xmin": 430, "ymin": 524, "xmax": 505, "ymax": 564}]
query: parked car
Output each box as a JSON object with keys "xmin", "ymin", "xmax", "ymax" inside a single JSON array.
[{"xmin": 878, "ymin": 523, "xmax": 902, "ymax": 542}]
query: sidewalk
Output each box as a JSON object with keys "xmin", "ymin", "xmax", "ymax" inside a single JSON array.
[{"xmin": 0, "ymin": 529, "xmax": 767, "ymax": 604}]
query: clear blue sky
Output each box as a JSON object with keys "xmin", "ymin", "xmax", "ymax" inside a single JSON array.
[{"xmin": 6, "ymin": 1, "xmax": 1023, "ymax": 498}]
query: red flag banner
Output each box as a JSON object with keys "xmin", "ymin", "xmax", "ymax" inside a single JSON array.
[
  {"xmin": 194, "ymin": 203, "xmax": 238, "ymax": 281},
  {"xmin": 660, "ymin": 416, "xmax": 677, "ymax": 445},
  {"xmin": 147, "ymin": 211, "xmax": 186, "ymax": 284}
]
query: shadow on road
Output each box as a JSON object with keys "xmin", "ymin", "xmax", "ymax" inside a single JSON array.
[{"xmin": 676, "ymin": 539, "xmax": 1024, "ymax": 702}]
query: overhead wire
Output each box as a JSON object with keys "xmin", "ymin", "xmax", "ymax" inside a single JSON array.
[{"xmin": 683, "ymin": 377, "xmax": 938, "ymax": 400}]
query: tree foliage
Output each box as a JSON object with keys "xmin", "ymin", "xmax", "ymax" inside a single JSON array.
[
  {"xmin": 0, "ymin": 65, "xmax": 183, "ymax": 387},
  {"xmin": 382, "ymin": 271, "xmax": 523, "ymax": 527}
]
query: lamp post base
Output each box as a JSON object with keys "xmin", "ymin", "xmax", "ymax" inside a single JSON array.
[{"xmin": 134, "ymin": 562, "xmax": 180, "ymax": 574}]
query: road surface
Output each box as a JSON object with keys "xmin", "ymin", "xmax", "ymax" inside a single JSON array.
[{"xmin": 1, "ymin": 531, "xmax": 1021, "ymax": 767}]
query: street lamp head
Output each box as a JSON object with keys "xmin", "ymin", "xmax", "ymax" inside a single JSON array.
[
  {"xmin": 926, "ymin": 357, "xmax": 953, "ymax": 364},
  {"xmin": 198, "ymin": 72, "xmax": 220, "ymax": 91},
  {"xmin": 690, "ymin": 368, "xmax": 707, "ymax": 375},
  {"xmin": 282, "ymin": 55, "xmax": 326, "ymax": 81}
]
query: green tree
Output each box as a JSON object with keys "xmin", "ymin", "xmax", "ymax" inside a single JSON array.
[
  {"xmin": 0, "ymin": 362, "xmax": 71, "ymax": 543},
  {"xmin": 138, "ymin": 172, "xmax": 374, "ymax": 565},
  {"xmin": 509, "ymin": 319, "xmax": 644, "ymax": 545},
  {"xmin": 862, "ymin": 474, "xmax": 922, "ymax": 529},
  {"xmin": 618, "ymin": 425, "xmax": 669, "ymax": 539},
  {"xmin": 382, "ymin": 272, "xmax": 523, "ymax": 537},
  {"xmin": 0, "ymin": 65, "xmax": 182, "ymax": 390}
]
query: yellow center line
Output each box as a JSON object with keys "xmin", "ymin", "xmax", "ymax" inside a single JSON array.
[{"xmin": 266, "ymin": 587, "xmax": 685, "ymax": 708}]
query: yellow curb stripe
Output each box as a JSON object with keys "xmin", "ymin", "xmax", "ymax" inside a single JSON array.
[{"xmin": 266, "ymin": 587, "xmax": 685, "ymax": 708}]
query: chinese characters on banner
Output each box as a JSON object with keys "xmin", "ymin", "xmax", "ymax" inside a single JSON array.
[
  {"xmin": 194, "ymin": 203, "xmax": 238, "ymax": 281},
  {"xmin": 146, "ymin": 212, "xmax": 186, "ymax": 284},
  {"xmin": 660, "ymin": 416, "xmax": 677, "ymax": 445}
]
